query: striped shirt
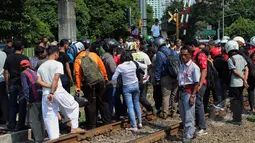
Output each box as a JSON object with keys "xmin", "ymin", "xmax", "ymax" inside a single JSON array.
[{"xmin": 20, "ymin": 69, "xmax": 42, "ymax": 103}]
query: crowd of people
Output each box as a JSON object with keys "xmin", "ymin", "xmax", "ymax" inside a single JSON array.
[{"xmin": 0, "ymin": 22, "xmax": 255, "ymax": 142}]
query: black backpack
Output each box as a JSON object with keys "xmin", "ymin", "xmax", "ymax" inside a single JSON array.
[
  {"xmin": 159, "ymin": 49, "xmax": 181, "ymax": 78},
  {"xmin": 196, "ymin": 51, "xmax": 219, "ymax": 88},
  {"xmin": 133, "ymin": 61, "xmax": 145, "ymax": 84}
]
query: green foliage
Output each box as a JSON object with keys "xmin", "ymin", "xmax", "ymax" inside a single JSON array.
[
  {"xmin": 0, "ymin": 0, "xmax": 153, "ymax": 43},
  {"xmin": 162, "ymin": 0, "xmax": 255, "ymax": 40},
  {"xmin": 23, "ymin": 18, "xmax": 52, "ymax": 44},
  {"xmin": 76, "ymin": 0, "xmax": 90, "ymax": 39},
  {"xmin": 147, "ymin": 5, "xmax": 154, "ymax": 34},
  {"xmin": 225, "ymin": 17, "xmax": 255, "ymax": 40}
]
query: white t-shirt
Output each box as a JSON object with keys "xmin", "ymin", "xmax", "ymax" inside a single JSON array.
[
  {"xmin": 132, "ymin": 52, "xmax": 152, "ymax": 78},
  {"xmin": 0, "ymin": 51, "xmax": 7, "ymax": 82},
  {"xmin": 37, "ymin": 60, "xmax": 65, "ymax": 95},
  {"xmin": 112, "ymin": 61, "xmax": 147, "ymax": 85},
  {"xmin": 151, "ymin": 24, "xmax": 161, "ymax": 37}
]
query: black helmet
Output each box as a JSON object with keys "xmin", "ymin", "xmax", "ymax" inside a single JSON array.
[
  {"xmin": 103, "ymin": 38, "xmax": 120, "ymax": 52},
  {"xmin": 153, "ymin": 37, "xmax": 166, "ymax": 49}
]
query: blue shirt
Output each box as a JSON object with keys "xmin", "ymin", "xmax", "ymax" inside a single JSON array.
[{"xmin": 155, "ymin": 46, "xmax": 178, "ymax": 80}]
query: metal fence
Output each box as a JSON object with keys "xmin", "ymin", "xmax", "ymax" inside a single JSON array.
[{"xmin": 23, "ymin": 48, "xmax": 34, "ymax": 57}]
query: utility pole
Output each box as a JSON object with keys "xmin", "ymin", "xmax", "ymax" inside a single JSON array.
[
  {"xmin": 217, "ymin": 20, "xmax": 220, "ymax": 40},
  {"xmin": 175, "ymin": 9, "xmax": 179, "ymax": 40},
  {"xmin": 140, "ymin": 0, "xmax": 147, "ymax": 36},
  {"xmin": 128, "ymin": 7, "xmax": 132, "ymax": 26},
  {"xmin": 58, "ymin": 0, "xmax": 76, "ymax": 41},
  {"xmin": 222, "ymin": 0, "xmax": 225, "ymax": 37}
]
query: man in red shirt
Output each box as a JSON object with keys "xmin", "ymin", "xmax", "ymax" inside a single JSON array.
[{"xmin": 188, "ymin": 40, "xmax": 208, "ymax": 136}]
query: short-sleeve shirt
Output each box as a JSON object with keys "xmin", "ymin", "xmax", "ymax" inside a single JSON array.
[
  {"xmin": 57, "ymin": 52, "xmax": 71, "ymax": 75},
  {"xmin": 0, "ymin": 51, "xmax": 7, "ymax": 82},
  {"xmin": 4, "ymin": 53, "xmax": 29, "ymax": 83},
  {"xmin": 228, "ymin": 54, "xmax": 247, "ymax": 87},
  {"xmin": 192, "ymin": 49, "xmax": 207, "ymax": 85},
  {"xmin": 151, "ymin": 24, "xmax": 161, "ymax": 37},
  {"xmin": 132, "ymin": 51, "xmax": 152, "ymax": 77},
  {"xmin": 29, "ymin": 56, "xmax": 39, "ymax": 71},
  {"xmin": 37, "ymin": 60, "xmax": 65, "ymax": 95},
  {"xmin": 178, "ymin": 60, "xmax": 201, "ymax": 86}
]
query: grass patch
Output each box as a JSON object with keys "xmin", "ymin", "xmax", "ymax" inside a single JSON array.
[{"xmin": 247, "ymin": 113, "xmax": 255, "ymax": 122}]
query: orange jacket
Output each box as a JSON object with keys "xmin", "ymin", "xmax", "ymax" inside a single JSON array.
[{"xmin": 74, "ymin": 51, "xmax": 108, "ymax": 90}]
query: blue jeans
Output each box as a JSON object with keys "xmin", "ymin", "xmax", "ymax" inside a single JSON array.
[
  {"xmin": 123, "ymin": 82, "xmax": 141, "ymax": 128},
  {"xmin": 217, "ymin": 79, "xmax": 228, "ymax": 103},
  {"xmin": 195, "ymin": 85, "xmax": 206, "ymax": 130},
  {"xmin": 105, "ymin": 87, "xmax": 116, "ymax": 115},
  {"xmin": 179, "ymin": 91, "xmax": 195, "ymax": 139}
]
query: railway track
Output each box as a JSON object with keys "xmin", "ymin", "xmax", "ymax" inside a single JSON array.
[
  {"xmin": 46, "ymin": 111, "xmax": 212, "ymax": 143},
  {"xmin": 46, "ymin": 112, "xmax": 156, "ymax": 143}
]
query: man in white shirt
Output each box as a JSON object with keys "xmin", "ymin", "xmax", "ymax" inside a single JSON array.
[
  {"xmin": 37, "ymin": 46, "xmax": 85, "ymax": 140},
  {"xmin": 151, "ymin": 19, "xmax": 161, "ymax": 39},
  {"xmin": 0, "ymin": 51, "xmax": 8, "ymax": 123}
]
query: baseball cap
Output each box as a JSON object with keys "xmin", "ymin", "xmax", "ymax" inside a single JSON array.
[{"xmin": 20, "ymin": 60, "xmax": 30, "ymax": 68}]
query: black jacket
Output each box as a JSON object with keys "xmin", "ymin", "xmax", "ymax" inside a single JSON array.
[{"xmin": 213, "ymin": 55, "xmax": 229, "ymax": 84}]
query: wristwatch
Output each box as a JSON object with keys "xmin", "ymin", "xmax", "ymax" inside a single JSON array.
[{"xmin": 50, "ymin": 92, "xmax": 54, "ymax": 94}]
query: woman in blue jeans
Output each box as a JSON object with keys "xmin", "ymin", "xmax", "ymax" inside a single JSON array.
[{"xmin": 112, "ymin": 51, "xmax": 147, "ymax": 131}]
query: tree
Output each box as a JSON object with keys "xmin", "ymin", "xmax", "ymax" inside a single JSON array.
[
  {"xmin": 84, "ymin": 0, "xmax": 140, "ymax": 39},
  {"xmin": 147, "ymin": 4, "xmax": 154, "ymax": 34},
  {"xmin": 76, "ymin": 0, "xmax": 90, "ymax": 40},
  {"xmin": 225, "ymin": 17, "xmax": 255, "ymax": 40}
]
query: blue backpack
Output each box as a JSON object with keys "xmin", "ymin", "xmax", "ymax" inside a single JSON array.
[{"xmin": 67, "ymin": 42, "xmax": 85, "ymax": 63}]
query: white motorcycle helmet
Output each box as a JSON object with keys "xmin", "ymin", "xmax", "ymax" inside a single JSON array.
[
  {"xmin": 233, "ymin": 36, "xmax": 245, "ymax": 46},
  {"xmin": 75, "ymin": 42, "xmax": 85, "ymax": 53},
  {"xmin": 220, "ymin": 36, "xmax": 230, "ymax": 44},
  {"xmin": 250, "ymin": 36, "xmax": 255, "ymax": 46},
  {"xmin": 225, "ymin": 40, "xmax": 239, "ymax": 54}
]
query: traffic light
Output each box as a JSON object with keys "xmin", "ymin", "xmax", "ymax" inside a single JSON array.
[
  {"xmin": 124, "ymin": 8, "xmax": 131, "ymax": 23},
  {"xmin": 138, "ymin": 19, "xmax": 142, "ymax": 27}
]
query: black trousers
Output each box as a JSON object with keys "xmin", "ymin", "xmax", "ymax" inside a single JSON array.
[
  {"xmin": 114, "ymin": 85, "xmax": 127, "ymax": 118},
  {"xmin": 139, "ymin": 83, "xmax": 152, "ymax": 111},
  {"xmin": 28, "ymin": 102, "xmax": 44, "ymax": 143},
  {"xmin": 203, "ymin": 86, "xmax": 218, "ymax": 112},
  {"xmin": 153, "ymin": 84, "xmax": 162, "ymax": 110},
  {"xmin": 60, "ymin": 74, "xmax": 71, "ymax": 93},
  {"xmin": 229, "ymin": 87, "xmax": 244, "ymax": 122},
  {"xmin": 8, "ymin": 82, "xmax": 26, "ymax": 129},
  {"xmin": 248, "ymin": 86, "xmax": 255, "ymax": 111},
  {"xmin": 82, "ymin": 81, "xmax": 111, "ymax": 129},
  {"xmin": 0, "ymin": 82, "xmax": 8, "ymax": 121}
]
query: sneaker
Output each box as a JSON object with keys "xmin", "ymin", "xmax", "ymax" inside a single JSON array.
[
  {"xmin": 138, "ymin": 123, "xmax": 143, "ymax": 129},
  {"xmin": 126, "ymin": 127, "xmax": 138, "ymax": 132},
  {"xmin": 212, "ymin": 104, "xmax": 224, "ymax": 111},
  {"xmin": 196, "ymin": 129, "xmax": 208, "ymax": 136},
  {"xmin": 159, "ymin": 112, "xmax": 168, "ymax": 119},
  {"xmin": 227, "ymin": 120, "xmax": 242, "ymax": 126}
]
